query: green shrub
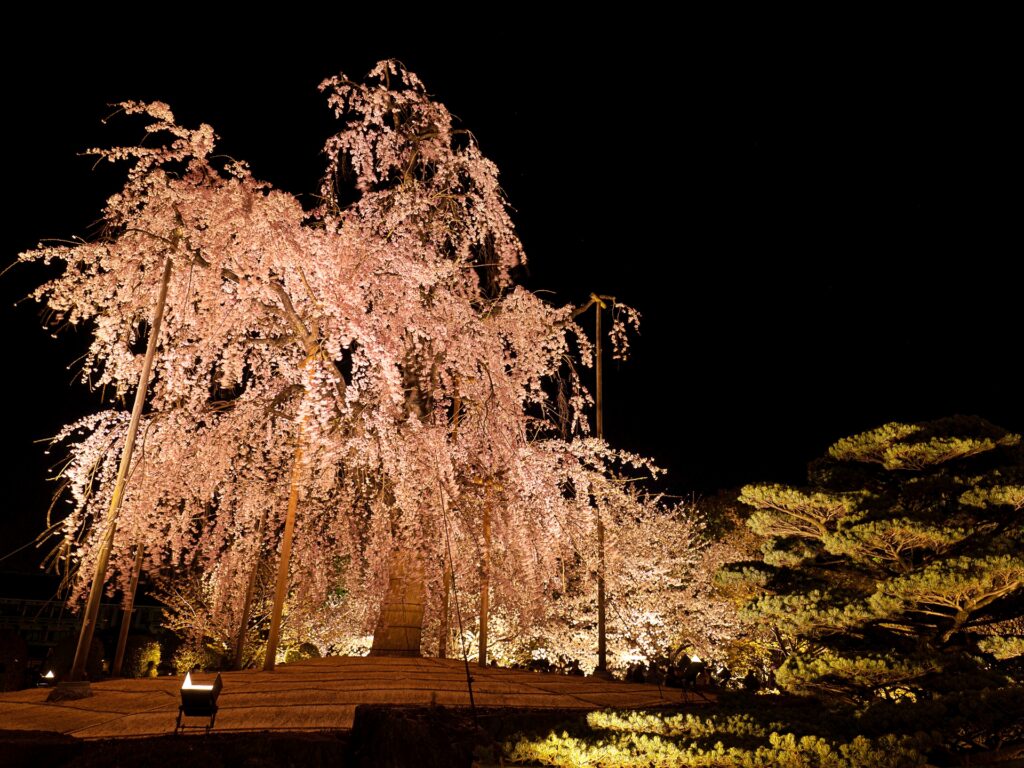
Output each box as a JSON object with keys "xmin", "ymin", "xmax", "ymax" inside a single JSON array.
[
  {"xmin": 504, "ymin": 708, "xmax": 935, "ymax": 767},
  {"xmin": 122, "ymin": 635, "xmax": 161, "ymax": 678},
  {"xmin": 172, "ymin": 643, "xmax": 225, "ymax": 674},
  {"xmin": 284, "ymin": 642, "xmax": 321, "ymax": 663}
]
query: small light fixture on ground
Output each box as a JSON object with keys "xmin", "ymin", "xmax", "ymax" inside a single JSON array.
[
  {"xmin": 176, "ymin": 672, "xmax": 223, "ymax": 734},
  {"xmin": 182, "ymin": 672, "xmax": 214, "ymax": 690}
]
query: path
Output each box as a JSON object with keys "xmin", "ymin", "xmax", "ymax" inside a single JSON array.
[{"xmin": 0, "ymin": 656, "xmax": 714, "ymax": 739}]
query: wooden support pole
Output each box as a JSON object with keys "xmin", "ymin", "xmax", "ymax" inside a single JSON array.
[
  {"xmin": 66, "ymin": 255, "xmax": 172, "ymax": 686},
  {"xmin": 595, "ymin": 295, "xmax": 607, "ymax": 674},
  {"xmin": 439, "ymin": 564, "xmax": 452, "ymax": 659},
  {"xmin": 263, "ymin": 438, "xmax": 303, "ymax": 672},
  {"xmin": 232, "ymin": 508, "xmax": 267, "ymax": 670},
  {"xmin": 111, "ymin": 543, "xmax": 144, "ymax": 677},
  {"xmin": 478, "ymin": 494, "xmax": 491, "ymax": 667},
  {"xmin": 441, "ymin": 387, "xmax": 457, "ymax": 661},
  {"xmin": 233, "ymin": 555, "xmax": 261, "ymax": 670},
  {"xmin": 597, "ymin": 512, "xmax": 607, "ymax": 671},
  {"xmin": 595, "ymin": 295, "xmax": 603, "ymax": 440}
]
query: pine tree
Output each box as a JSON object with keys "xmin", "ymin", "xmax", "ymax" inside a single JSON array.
[{"xmin": 728, "ymin": 416, "xmax": 1024, "ymax": 759}]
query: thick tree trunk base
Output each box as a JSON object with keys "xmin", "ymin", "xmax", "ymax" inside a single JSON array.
[{"xmin": 370, "ymin": 552, "xmax": 424, "ymax": 657}]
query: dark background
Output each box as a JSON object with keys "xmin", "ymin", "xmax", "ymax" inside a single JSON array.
[{"xmin": 1, "ymin": 22, "xmax": 1018, "ymax": 578}]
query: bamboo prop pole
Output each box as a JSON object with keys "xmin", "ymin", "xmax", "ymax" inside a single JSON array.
[
  {"xmin": 478, "ymin": 491, "xmax": 491, "ymax": 667},
  {"xmin": 598, "ymin": 301, "xmax": 602, "ymax": 671},
  {"xmin": 435, "ymin": 467, "xmax": 477, "ymax": 723},
  {"xmin": 111, "ymin": 543, "xmax": 144, "ymax": 677},
  {"xmin": 234, "ymin": 560, "xmax": 262, "ymax": 669},
  {"xmin": 263, "ymin": 423, "xmax": 305, "ymax": 672},
  {"xmin": 263, "ymin": 354, "xmax": 315, "ymax": 672},
  {"xmin": 232, "ymin": 510, "xmax": 266, "ymax": 670},
  {"xmin": 595, "ymin": 295, "xmax": 604, "ymax": 440},
  {"xmin": 594, "ymin": 294, "xmax": 610, "ymax": 674},
  {"xmin": 66, "ymin": 255, "xmax": 173, "ymax": 686},
  {"xmin": 439, "ymin": 389, "xmax": 460, "ymax": 660},
  {"xmin": 439, "ymin": 564, "xmax": 452, "ymax": 659}
]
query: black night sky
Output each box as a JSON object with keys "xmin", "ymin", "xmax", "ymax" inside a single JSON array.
[{"xmin": 1, "ymin": 25, "xmax": 1018, "ymax": 576}]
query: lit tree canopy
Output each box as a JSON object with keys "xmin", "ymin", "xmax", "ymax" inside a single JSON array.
[{"xmin": 22, "ymin": 61, "xmax": 666, "ymax": 658}]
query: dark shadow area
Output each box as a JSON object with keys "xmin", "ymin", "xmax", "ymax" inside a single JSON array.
[{"xmin": 0, "ymin": 729, "xmax": 350, "ymax": 768}]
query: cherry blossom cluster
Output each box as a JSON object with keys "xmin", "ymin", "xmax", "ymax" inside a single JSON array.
[{"xmin": 23, "ymin": 61, "xmax": 715, "ymax": 663}]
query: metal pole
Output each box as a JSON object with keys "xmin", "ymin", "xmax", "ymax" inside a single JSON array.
[{"xmin": 65, "ymin": 255, "xmax": 172, "ymax": 689}]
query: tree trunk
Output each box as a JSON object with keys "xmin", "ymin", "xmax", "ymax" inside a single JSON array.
[{"xmin": 370, "ymin": 550, "xmax": 425, "ymax": 657}]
